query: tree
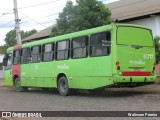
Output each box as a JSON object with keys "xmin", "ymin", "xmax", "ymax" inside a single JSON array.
[
  {"xmin": 4, "ymin": 30, "xmax": 17, "ymax": 47},
  {"xmin": 0, "ymin": 45, "xmax": 8, "ymax": 54},
  {"xmin": 51, "ymin": 1, "xmax": 75, "ymax": 36},
  {"xmin": 51, "ymin": 0, "xmax": 111, "ymax": 36},
  {"xmin": 4, "ymin": 29, "xmax": 37, "ymax": 47},
  {"xmin": 21, "ymin": 29, "xmax": 37, "ymax": 39},
  {"xmin": 154, "ymin": 36, "xmax": 160, "ymax": 64}
]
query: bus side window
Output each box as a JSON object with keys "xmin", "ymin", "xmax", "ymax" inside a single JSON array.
[
  {"xmin": 56, "ymin": 40, "xmax": 70, "ymax": 60},
  {"xmin": 3, "ymin": 54, "xmax": 12, "ymax": 70},
  {"xmin": 31, "ymin": 46, "xmax": 41, "ymax": 63},
  {"xmin": 42, "ymin": 43, "xmax": 54, "ymax": 62},
  {"xmin": 90, "ymin": 32, "xmax": 111, "ymax": 57},
  {"xmin": 13, "ymin": 50, "xmax": 21, "ymax": 64},
  {"xmin": 71, "ymin": 36, "xmax": 88, "ymax": 59},
  {"xmin": 7, "ymin": 54, "xmax": 12, "ymax": 66},
  {"xmin": 21, "ymin": 48, "xmax": 30, "ymax": 64}
]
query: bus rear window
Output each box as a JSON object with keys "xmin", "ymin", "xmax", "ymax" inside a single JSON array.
[{"xmin": 117, "ymin": 27, "xmax": 153, "ymax": 47}]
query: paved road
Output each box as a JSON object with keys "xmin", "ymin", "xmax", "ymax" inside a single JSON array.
[
  {"xmin": 0, "ymin": 85, "xmax": 160, "ymax": 120},
  {"xmin": 0, "ymin": 85, "xmax": 160, "ymax": 111}
]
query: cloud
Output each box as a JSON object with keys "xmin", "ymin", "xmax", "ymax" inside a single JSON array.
[
  {"xmin": 0, "ymin": 0, "xmax": 68, "ymax": 45},
  {"xmin": 0, "ymin": 0, "xmax": 116, "ymax": 45}
]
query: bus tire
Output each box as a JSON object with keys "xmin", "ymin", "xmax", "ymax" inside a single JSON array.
[
  {"xmin": 58, "ymin": 76, "xmax": 71, "ymax": 96},
  {"xmin": 14, "ymin": 78, "xmax": 27, "ymax": 92}
]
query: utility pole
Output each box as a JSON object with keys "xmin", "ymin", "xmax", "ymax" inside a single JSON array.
[{"xmin": 13, "ymin": 0, "xmax": 22, "ymax": 45}]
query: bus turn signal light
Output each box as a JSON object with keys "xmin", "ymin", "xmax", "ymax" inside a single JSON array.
[
  {"xmin": 153, "ymin": 63, "xmax": 156, "ymax": 71},
  {"xmin": 116, "ymin": 62, "xmax": 120, "ymax": 67},
  {"xmin": 116, "ymin": 62, "xmax": 121, "ymax": 70},
  {"xmin": 152, "ymin": 63, "xmax": 156, "ymax": 75}
]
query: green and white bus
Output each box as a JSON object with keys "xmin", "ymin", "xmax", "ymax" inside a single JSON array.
[{"xmin": 3, "ymin": 23, "xmax": 156, "ymax": 96}]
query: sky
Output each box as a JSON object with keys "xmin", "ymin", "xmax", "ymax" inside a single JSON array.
[{"xmin": 0, "ymin": 0, "xmax": 119, "ymax": 46}]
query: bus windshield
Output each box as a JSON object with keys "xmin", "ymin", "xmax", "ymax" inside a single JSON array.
[{"xmin": 117, "ymin": 26, "xmax": 153, "ymax": 47}]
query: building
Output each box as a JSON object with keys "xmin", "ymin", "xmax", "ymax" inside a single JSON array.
[
  {"xmin": 107, "ymin": 0, "xmax": 160, "ymax": 37},
  {"xmin": 22, "ymin": 25, "xmax": 53, "ymax": 44},
  {"xmin": 0, "ymin": 54, "xmax": 4, "ymax": 78},
  {"xmin": 22, "ymin": 0, "xmax": 160, "ymax": 43}
]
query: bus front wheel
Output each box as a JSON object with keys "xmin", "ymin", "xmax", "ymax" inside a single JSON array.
[
  {"xmin": 14, "ymin": 78, "xmax": 27, "ymax": 92},
  {"xmin": 58, "ymin": 77, "xmax": 71, "ymax": 96}
]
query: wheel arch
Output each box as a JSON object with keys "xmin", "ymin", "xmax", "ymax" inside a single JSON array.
[
  {"xmin": 56, "ymin": 73, "xmax": 67, "ymax": 87},
  {"xmin": 13, "ymin": 74, "xmax": 19, "ymax": 85}
]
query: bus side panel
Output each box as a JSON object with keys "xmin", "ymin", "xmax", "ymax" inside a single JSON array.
[
  {"xmin": 21, "ymin": 64, "xmax": 33, "ymax": 86},
  {"xmin": 4, "ymin": 68, "xmax": 13, "ymax": 86},
  {"xmin": 27, "ymin": 62, "xmax": 56, "ymax": 88},
  {"xmin": 12, "ymin": 45, "xmax": 22, "ymax": 82},
  {"xmin": 4, "ymin": 50, "xmax": 13, "ymax": 86},
  {"xmin": 54, "ymin": 59, "xmax": 92, "ymax": 89},
  {"xmin": 12, "ymin": 64, "xmax": 21, "ymax": 80},
  {"xmin": 87, "ymin": 56, "xmax": 113, "ymax": 89},
  {"xmin": 55, "ymin": 56, "xmax": 113, "ymax": 89}
]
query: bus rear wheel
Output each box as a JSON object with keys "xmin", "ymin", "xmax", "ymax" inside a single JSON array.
[
  {"xmin": 58, "ymin": 76, "xmax": 71, "ymax": 96},
  {"xmin": 14, "ymin": 78, "xmax": 27, "ymax": 92}
]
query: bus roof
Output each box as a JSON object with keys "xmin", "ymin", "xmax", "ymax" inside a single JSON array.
[
  {"xmin": 7, "ymin": 23, "xmax": 152, "ymax": 51},
  {"xmin": 6, "ymin": 47, "xmax": 13, "ymax": 54},
  {"xmin": 22, "ymin": 24, "xmax": 113, "ymax": 48},
  {"xmin": 116, "ymin": 24, "xmax": 152, "ymax": 31}
]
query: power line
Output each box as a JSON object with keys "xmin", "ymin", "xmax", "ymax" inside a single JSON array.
[
  {"xmin": 0, "ymin": 0, "xmax": 67, "ymax": 39},
  {"xmin": 0, "ymin": 10, "xmax": 13, "ymax": 18},
  {"xmin": 20, "ymin": 20, "xmax": 28, "ymax": 24},
  {"xmin": 20, "ymin": 16, "xmax": 56, "ymax": 27},
  {"xmin": 28, "ymin": 4, "xmax": 65, "ymax": 17},
  {"xmin": 19, "ymin": 11, "xmax": 47, "ymax": 27},
  {"xmin": 0, "ymin": 20, "xmax": 15, "ymax": 27},
  {"xmin": 38, "ymin": 12, "xmax": 59, "ymax": 19},
  {"xmin": 47, "ymin": 3, "xmax": 66, "ymax": 10},
  {"xmin": 16, "ymin": 1, "xmax": 68, "ymax": 26},
  {"xmin": 20, "ymin": 18, "xmax": 55, "ymax": 28},
  {"xmin": 18, "ymin": 0, "xmax": 60, "ymax": 9}
]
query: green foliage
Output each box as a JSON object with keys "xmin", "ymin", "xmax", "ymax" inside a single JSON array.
[
  {"xmin": 4, "ymin": 29, "xmax": 37, "ymax": 47},
  {"xmin": 51, "ymin": 0, "xmax": 111, "ymax": 36},
  {"xmin": 154, "ymin": 36, "xmax": 160, "ymax": 64},
  {"xmin": 0, "ymin": 45, "xmax": 8, "ymax": 54},
  {"xmin": 21, "ymin": 29, "xmax": 37, "ymax": 40},
  {"xmin": 4, "ymin": 30, "xmax": 17, "ymax": 47}
]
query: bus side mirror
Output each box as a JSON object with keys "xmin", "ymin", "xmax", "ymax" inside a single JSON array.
[{"xmin": 2, "ymin": 58, "xmax": 7, "ymax": 66}]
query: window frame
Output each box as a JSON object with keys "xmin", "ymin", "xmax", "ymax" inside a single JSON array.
[
  {"xmin": 56, "ymin": 40, "xmax": 70, "ymax": 61},
  {"xmin": 42, "ymin": 43, "xmax": 55, "ymax": 62},
  {"xmin": 13, "ymin": 49, "xmax": 21, "ymax": 65},
  {"xmin": 21, "ymin": 48, "xmax": 31, "ymax": 64},
  {"xmin": 71, "ymin": 36, "xmax": 89, "ymax": 59},
  {"xmin": 90, "ymin": 31, "xmax": 111, "ymax": 57},
  {"xmin": 31, "ymin": 45, "xmax": 41, "ymax": 63},
  {"xmin": 4, "ymin": 53, "xmax": 12, "ymax": 70}
]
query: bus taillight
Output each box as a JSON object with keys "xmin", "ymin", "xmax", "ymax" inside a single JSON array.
[
  {"xmin": 153, "ymin": 63, "xmax": 156, "ymax": 71},
  {"xmin": 116, "ymin": 62, "xmax": 120, "ymax": 66},
  {"xmin": 116, "ymin": 62, "xmax": 120, "ymax": 70},
  {"xmin": 152, "ymin": 63, "xmax": 156, "ymax": 75}
]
